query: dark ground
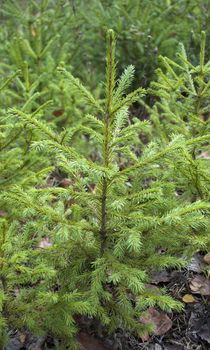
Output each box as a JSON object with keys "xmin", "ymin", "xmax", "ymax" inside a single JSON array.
[{"xmin": 5, "ymin": 259, "xmax": 210, "ymax": 350}]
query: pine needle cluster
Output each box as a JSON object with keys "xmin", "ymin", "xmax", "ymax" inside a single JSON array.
[{"xmin": 1, "ymin": 29, "xmax": 208, "ymax": 347}]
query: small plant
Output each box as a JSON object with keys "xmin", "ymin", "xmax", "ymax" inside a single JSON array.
[
  {"xmin": 146, "ymin": 31, "xmax": 210, "ymax": 206},
  {"xmin": 7, "ymin": 30, "xmax": 209, "ymax": 347},
  {"xmin": 0, "ymin": 0, "xmax": 87, "ymax": 130},
  {"xmin": 0, "ymin": 71, "xmax": 56, "ymax": 346}
]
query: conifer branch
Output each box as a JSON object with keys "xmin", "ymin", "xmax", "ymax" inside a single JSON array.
[
  {"xmin": 113, "ymin": 65, "xmax": 135, "ymax": 103},
  {"xmin": 116, "ymin": 140, "xmax": 183, "ymax": 176},
  {"xmin": 57, "ymin": 67, "xmax": 104, "ymax": 113},
  {"xmin": 0, "ymin": 70, "xmax": 20, "ymax": 93}
]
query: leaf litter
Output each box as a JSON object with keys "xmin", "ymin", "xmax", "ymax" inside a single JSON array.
[{"xmin": 5, "ymin": 263, "xmax": 210, "ymax": 350}]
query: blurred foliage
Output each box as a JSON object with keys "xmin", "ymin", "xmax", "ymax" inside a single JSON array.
[
  {"xmin": 0, "ymin": 0, "xmax": 209, "ymax": 91},
  {"xmin": 73, "ymin": 0, "xmax": 210, "ymax": 87}
]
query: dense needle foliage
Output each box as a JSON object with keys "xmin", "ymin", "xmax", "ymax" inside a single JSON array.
[{"xmin": 0, "ymin": 1, "xmax": 209, "ymax": 348}]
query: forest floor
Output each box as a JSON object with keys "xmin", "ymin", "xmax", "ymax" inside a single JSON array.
[
  {"xmin": 5, "ymin": 169, "xmax": 210, "ymax": 350},
  {"xmin": 5, "ymin": 252, "xmax": 210, "ymax": 350}
]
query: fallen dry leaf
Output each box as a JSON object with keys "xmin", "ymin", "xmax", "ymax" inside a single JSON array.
[
  {"xmin": 60, "ymin": 178, "xmax": 72, "ymax": 188},
  {"xmin": 190, "ymin": 275, "xmax": 210, "ymax": 295},
  {"xmin": 187, "ymin": 253, "xmax": 205, "ymax": 273},
  {"xmin": 52, "ymin": 109, "xmax": 64, "ymax": 117},
  {"xmin": 38, "ymin": 237, "xmax": 52, "ymax": 249},
  {"xmin": 200, "ymin": 151, "xmax": 210, "ymax": 159},
  {"xmin": 140, "ymin": 307, "xmax": 172, "ymax": 341},
  {"xmin": 19, "ymin": 333, "xmax": 26, "ymax": 344},
  {"xmin": 182, "ymin": 294, "xmax": 195, "ymax": 303},
  {"xmin": 203, "ymin": 252, "xmax": 210, "ymax": 265},
  {"xmin": 0, "ymin": 210, "xmax": 8, "ymax": 217}
]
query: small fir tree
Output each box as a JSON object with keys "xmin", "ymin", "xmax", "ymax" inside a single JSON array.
[
  {"xmin": 8, "ymin": 30, "xmax": 210, "ymax": 346},
  {"xmin": 0, "ymin": 71, "xmax": 60, "ymax": 346},
  {"xmin": 0, "ymin": 0, "xmax": 89, "ymax": 131},
  {"xmin": 140, "ymin": 32, "xmax": 210, "ymax": 254}
]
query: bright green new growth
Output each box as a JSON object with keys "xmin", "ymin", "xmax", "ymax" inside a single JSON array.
[
  {"xmin": 7, "ymin": 31, "xmax": 209, "ymax": 344},
  {"xmin": 2, "ymin": 30, "xmax": 209, "ymax": 347},
  {"xmin": 147, "ymin": 31, "xmax": 210, "ymax": 205}
]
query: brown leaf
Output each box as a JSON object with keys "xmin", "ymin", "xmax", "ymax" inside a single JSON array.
[
  {"xmin": 0, "ymin": 210, "xmax": 8, "ymax": 217},
  {"xmin": 52, "ymin": 109, "xmax": 64, "ymax": 117},
  {"xmin": 190, "ymin": 275, "xmax": 210, "ymax": 295},
  {"xmin": 200, "ymin": 151, "xmax": 210, "ymax": 159},
  {"xmin": 60, "ymin": 178, "xmax": 72, "ymax": 188},
  {"xmin": 140, "ymin": 307, "xmax": 172, "ymax": 341},
  {"xmin": 203, "ymin": 252, "xmax": 210, "ymax": 265},
  {"xmin": 19, "ymin": 333, "xmax": 26, "ymax": 344},
  {"xmin": 187, "ymin": 253, "xmax": 205, "ymax": 273},
  {"xmin": 38, "ymin": 237, "xmax": 52, "ymax": 249},
  {"xmin": 182, "ymin": 294, "xmax": 195, "ymax": 303}
]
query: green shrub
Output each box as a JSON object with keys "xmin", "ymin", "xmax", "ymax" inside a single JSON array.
[
  {"xmin": 0, "ymin": 72, "xmax": 53, "ymax": 344},
  {"xmin": 1, "ymin": 0, "xmax": 209, "ymax": 93},
  {"xmin": 4, "ymin": 30, "xmax": 209, "ymax": 347},
  {"xmin": 0, "ymin": 0, "xmax": 88, "ymax": 130},
  {"xmin": 147, "ymin": 32, "xmax": 210, "ymax": 203}
]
